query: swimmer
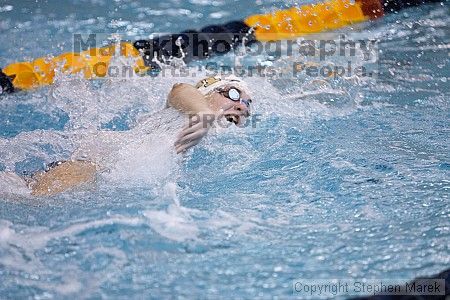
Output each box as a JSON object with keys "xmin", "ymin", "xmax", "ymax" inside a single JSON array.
[{"xmin": 0, "ymin": 76, "xmax": 252, "ymax": 196}]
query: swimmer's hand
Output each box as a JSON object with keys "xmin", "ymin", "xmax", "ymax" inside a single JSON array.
[
  {"xmin": 175, "ymin": 112, "xmax": 215, "ymax": 154},
  {"xmin": 174, "ymin": 107, "xmax": 230, "ymax": 154}
]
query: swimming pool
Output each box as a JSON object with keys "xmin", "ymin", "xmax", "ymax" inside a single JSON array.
[{"xmin": 0, "ymin": 0, "xmax": 449, "ymax": 298}]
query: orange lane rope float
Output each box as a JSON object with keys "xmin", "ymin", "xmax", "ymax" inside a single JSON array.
[{"xmin": 0, "ymin": 0, "xmax": 442, "ymax": 94}]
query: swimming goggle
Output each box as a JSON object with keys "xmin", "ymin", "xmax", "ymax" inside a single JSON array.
[{"xmin": 216, "ymin": 87, "xmax": 252, "ymax": 108}]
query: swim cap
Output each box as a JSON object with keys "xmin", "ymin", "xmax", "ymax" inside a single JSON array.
[{"xmin": 195, "ymin": 75, "xmax": 251, "ymax": 97}]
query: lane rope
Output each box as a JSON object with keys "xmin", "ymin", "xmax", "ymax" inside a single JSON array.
[{"xmin": 0, "ymin": 0, "xmax": 443, "ymax": 94}]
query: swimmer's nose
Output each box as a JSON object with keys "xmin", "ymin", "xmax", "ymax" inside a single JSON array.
[{"xmin": 234, "ymin": 102, "xmax": 250, "ymax": 117}]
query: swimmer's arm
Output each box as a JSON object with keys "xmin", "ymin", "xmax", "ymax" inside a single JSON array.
[
  {"xmin": 167, "ymin": 83, "xmax": 215, "ymax": 153},
  {"xmin": 167, "ymin": 83, "xmax": 213, "ymax": 115}
]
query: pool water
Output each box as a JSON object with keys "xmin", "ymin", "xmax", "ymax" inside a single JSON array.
[{"xmin": 0, "ymin": 0, "xmax": 449, "ymax": 299}]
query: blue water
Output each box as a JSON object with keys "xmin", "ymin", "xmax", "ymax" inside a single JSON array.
[{"xmin": 0, "ymin": 0, "xmax": 449, "ymax": 299}]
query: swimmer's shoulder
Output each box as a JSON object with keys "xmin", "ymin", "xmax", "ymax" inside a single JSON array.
[{"xmin": 133, "ymin": 107, "xmax": 184, "ymax": 135}]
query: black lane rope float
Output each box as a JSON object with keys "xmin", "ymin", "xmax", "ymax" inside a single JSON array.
[{"xmin": 0, "ymin": 0, "xmax": 442, "ymax": 94}]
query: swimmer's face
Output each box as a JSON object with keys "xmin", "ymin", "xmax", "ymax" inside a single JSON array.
[{"xmin": 207, "ymin": 85, "xmax": 252, "ymax": 125}]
